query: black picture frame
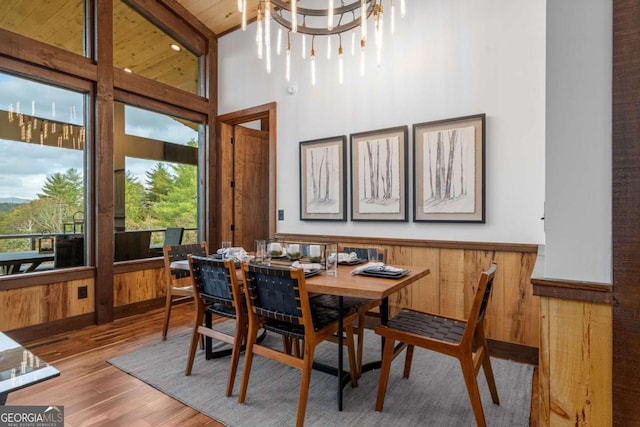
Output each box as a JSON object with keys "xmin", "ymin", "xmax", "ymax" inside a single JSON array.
[
  {"xmin": 299, "ymin": 135, "xmax": 347, "ymax": 221},
  {"xmin": 413, "ymin": 114, "xmax": 486, "ymax": 223},
  {"xmin": 350, "ymin": 125, "xmax": 408, "ymax": 221}
]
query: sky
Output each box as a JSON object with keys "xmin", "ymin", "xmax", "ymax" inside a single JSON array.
[{"xmin": 0, "ymin": 73, "xmax": 197, "ymax": 200}]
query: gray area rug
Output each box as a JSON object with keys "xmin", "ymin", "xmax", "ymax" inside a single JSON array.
[{"xmin": 109, "ymin": 323, "xmax": 533, "ymax": 426}]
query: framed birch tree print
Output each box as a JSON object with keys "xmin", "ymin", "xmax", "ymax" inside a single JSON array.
[
  {"xmin": 413, "ymin": 114, "xmax": 485, "ymax": 223},
  {"xmin": 299, "ymin": 136, "xmax": 347, "ymax": 221},
  {"xmin": 350, "ymin": 126, "xmax": 408, "ymax": 221}
]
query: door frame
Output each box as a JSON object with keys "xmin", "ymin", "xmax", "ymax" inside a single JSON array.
[{"xmin": 216, "ymin": 102, "xmax": 277, "ymax": 243}]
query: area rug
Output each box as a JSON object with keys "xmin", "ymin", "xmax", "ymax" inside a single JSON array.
[{"xmin": 109, "ymin": 325, "xmax": 533, "ymax": 426}]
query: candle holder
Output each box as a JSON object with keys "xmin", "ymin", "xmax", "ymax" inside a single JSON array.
[{"xmin": 287, "ymin": 243, "xmax": 301, "ymax": 261}]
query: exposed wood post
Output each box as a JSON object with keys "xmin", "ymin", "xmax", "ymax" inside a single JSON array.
[{"xmin": 95, "ymin": 0, "xmax": 115, "ymax": 324}]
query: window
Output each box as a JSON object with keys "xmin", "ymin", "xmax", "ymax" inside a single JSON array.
[
  {"xmin": 113, "ymin": 102, "xmax": 200, "ymax": 260},
  {"xmin": 0, "ymin": 72, "xmax": 86, "ymax": 274},
  {"xmin": 113, "ymin": 0, "xmax": 200, "ymax": 95},
  {"xmin": 0, "ymin": 0, "xmax": 85, "ymax": 56}
]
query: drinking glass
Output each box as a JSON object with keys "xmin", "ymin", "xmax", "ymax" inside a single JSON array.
[
  {"xmin": 367, "ymin": 247, "xmax": 379, "ymax": 263},
  {"xmin": 221, "ymin": 241, "xmax": 232, "ymax": 258},
  {"xmin": 325, "ymin": 243, "xmax": 338, "ymax": 276},
  {"xmin": 255, "ymin": 240, "xmax": 266, "ymax": 263}
]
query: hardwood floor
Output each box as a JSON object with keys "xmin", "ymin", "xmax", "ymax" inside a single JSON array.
[
  {"xmin": 6, "ymin": 302, "xmax": 223, "ymax": 426},
  {"xmin": 6, "ymin": 302, "xmax": 538, "ymax": 426}
]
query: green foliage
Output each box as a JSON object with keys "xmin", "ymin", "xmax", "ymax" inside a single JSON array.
[{"xmin": 0, "ymin": 158, "xmax": 198, "ymax": 249}]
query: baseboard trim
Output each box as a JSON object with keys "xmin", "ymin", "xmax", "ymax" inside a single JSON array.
[
  {"xmin": 488, "ymin": 338, "xmax": 538, "ymax": 365},
  {"xmin": 5, "ymin": 313, "xmax": 95, "ymax": 343}
]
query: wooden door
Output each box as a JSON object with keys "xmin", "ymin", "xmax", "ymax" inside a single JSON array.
[{"xmin": 231, "ymin": 125, "xmax": 270, "ymax": 251}]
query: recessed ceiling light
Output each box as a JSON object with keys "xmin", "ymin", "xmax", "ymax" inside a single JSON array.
[
  {"xmin": 170, "ymin": 44, "xmax": 181, "ymax": 52},
  {"xmin": 123, "ymin": 67, "xmax": 133, "ymax": 73}
]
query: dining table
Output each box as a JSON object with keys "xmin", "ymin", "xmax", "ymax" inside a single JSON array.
[{"xmin": 0, "ymin": 250, "xmax": 55, "ymax": 275}]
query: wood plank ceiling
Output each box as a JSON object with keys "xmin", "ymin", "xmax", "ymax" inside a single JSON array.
[{"xmin": 177, "ymin": 0, "xmax": 260, "ymax": 37}]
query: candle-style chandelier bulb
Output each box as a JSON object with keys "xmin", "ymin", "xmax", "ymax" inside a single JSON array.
[
  {"xmin": 256, "ymin": 8, "xmax": 263, "ymax": 59},
  {"xmin": 302, "ymin": 33, "xmax": 307, "ymax": 59},
  {"xmin": 351, "ymin": 30, "xmax": 356, "ymax": 56},
  {"xmin": 361, "ymin": 0, "xmax": 368, "ymax": 42},
  {"xmin": 286, "ymin": 36, "xmax": 291, "ymax": 81},
  {"xmin": 328, "ymin": 0, "xmax": 334, "ymax": 31},
  {"xmin": 390, "ymin": 0, "xmax": 396, "ymax": 34},
  {"xmin": 291, "ymin": 0, "xmax": 297, "ymax": 32},
  {"xmin": 277, "ymin": 27, "xmax": 282, "ymax": 55}
]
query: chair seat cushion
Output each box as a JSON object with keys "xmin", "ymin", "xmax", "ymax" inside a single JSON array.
[{"xmin": 384, "ymin": 309, "xmax": 466, "ymax": 344}]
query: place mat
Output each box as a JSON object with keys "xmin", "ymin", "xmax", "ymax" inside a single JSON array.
[
  {"xmin": 358, "ymin": 269, "xmax": 410, "ymax": 279},
  {"xmin": 338, "ymin": 258, "xmax": 366, "ymax": 266},
  {"xmin": 304, "ymin": 269, "xmax": 322, "ymax": 278}
]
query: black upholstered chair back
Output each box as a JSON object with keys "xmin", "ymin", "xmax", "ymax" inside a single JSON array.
[
  {"xmin": 164, "ymin": 242, "xmax": 208, "ymax": 280},
  {"xmin": 189, "ymin": 255, "xmax": 234, "ymax": 303},
  {"xmin": 243, "ymin": 263, "xmax": 304, "ymax": 325}
]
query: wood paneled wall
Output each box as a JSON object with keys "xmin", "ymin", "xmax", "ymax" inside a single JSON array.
[
  {"xmin": 113, "ymin": 267, "xmax": 165, "ymax": 306},
  {"xmin": 339, "ymin": 242, "xmax": 539, "ymax": 347},
  {"xmin": 0, "ymin": 279, "xmax": 94, "ymax": 331},
  {"xmin": 538, "ymin": 297, "xmax": 612, "ymax": 426}
]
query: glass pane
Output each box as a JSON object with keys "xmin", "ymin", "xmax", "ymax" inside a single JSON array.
[
  {"xmin": 113, "ymin": 0, "xmax": 200, "ymax": 95},
  {"xmin": 124, "ymin": 105, "xmax": 198, "ymax": 146},
  {"xmin": 0, "ymin": 72, "xmax": 86, "ymax": 274},
  {"xmin": 0, "ymin": 0, "xmax": 85, "ymax": 56},
  {"xmin": 114, "ymin": 102, "xmax": 200, "ymax": 261}
]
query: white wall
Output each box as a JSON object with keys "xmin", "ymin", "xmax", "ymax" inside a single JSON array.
[
  {"xmin": 545, "ymin": 0, "xmax": 612, "ymax": 283},
  {"xmin": 218, "ymin": 0, "xmax": 546, "ymax": 245}
]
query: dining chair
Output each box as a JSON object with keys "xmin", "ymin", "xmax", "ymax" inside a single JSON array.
[
  {"xmin": 238, "ymin": 263, "xmax": 359, "ymax": 427},
  {"xmin": 374, "ymin": 261, "xmax": 499, "ymax": 427},
  {"xmin": 161, "ymin": 242, "xmax": 208, "ymax": 341},
  {"xmin": 310, "ymin": 246, "xmax": 387, "ymax": 377},
  {"xmin": 185, "ymin": 255, "xmax": 246, "ymax": 396},
  {"xmin": 163, "ymin": 227, "xmax": 184, "ymax": 246}
]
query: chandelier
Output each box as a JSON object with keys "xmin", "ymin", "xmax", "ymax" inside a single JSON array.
[{"xmin": 238, "ymin": 0, "xmax": 406, "ymax": 85}]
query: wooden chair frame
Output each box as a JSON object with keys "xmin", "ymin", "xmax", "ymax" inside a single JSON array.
[
  {"xmin": 238, "ymin": 263, "xmax": 359, "ymax": 427},
  {"xmin": 375, "ymin": 261, "xmax": 499, "ymax": 427},
  {"xmin": 161, "ymin": 242, "xmax": 208, "ymax": 340},
  {"xmin": 185, "ymin": 255, "xmax": 246, "ymax": 397}
]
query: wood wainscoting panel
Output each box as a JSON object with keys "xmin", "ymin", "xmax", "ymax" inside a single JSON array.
[
  {"xmin": 405, "ymin": 246, "xmax": 440, "ymax": 314},
  {"xmin": 378, "ymin": 245, "xmax": 538, "ymax": 347},
  {"xmin": 439, "ymin": 248, "xmax": 466, "ymax": 319},
  {"xmin": 539, "ymin": 297, "xmax": 612, "ymax": 427},
  {"xmin": 0, "ymin": 279, "xmax": 95, "ymax": 331},
  {"xmin": 499, "ymin": 251, "xmax": 539, "ymax": 346},
  {"xmin": 114, "ymin": 267, "xmax": 165, "ymax": 306}
]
